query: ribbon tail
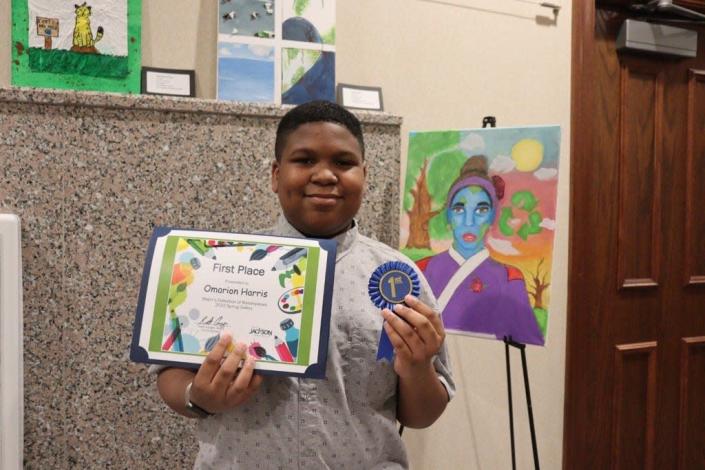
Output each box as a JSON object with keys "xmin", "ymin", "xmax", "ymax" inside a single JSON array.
[{"xmin": 376, "ymin": 324, "xmax": 394, "ymax": 362}]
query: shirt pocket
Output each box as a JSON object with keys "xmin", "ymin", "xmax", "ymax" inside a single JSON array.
[{"xmin": 343, "ymin": 321, "xmax": 398, "ymax": 415}]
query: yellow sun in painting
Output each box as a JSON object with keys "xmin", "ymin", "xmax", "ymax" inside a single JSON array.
[{"xmin": 511, "ymin": 139, "xmax": 544, "ymax": 172}]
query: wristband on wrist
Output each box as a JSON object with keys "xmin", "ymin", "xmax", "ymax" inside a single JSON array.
[{"xmin": 184, "ymin": 382, "xmax": 214, "ymax": 419}]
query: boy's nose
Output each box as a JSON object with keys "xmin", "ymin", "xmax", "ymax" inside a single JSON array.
[{"xmin": 310, "ymin": 165, "xmax": 338, "ymax": 184}]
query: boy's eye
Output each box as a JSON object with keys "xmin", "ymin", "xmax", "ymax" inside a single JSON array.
[{"xmin": 292, "ymin": 156, "xmax": 315, "ymax": 165}]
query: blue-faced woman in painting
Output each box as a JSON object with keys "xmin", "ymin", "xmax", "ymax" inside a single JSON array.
[
  {"xmin": 448, "ymin": 185, "xmax": 495, "ymax": 258},
  {"xmin": 416, "ymin": 155, "xmax": 544, "ymax": 345}
]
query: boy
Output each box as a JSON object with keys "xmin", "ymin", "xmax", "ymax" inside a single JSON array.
[{"xmin": 155, "ymin": 101, "xmax": 454, "ymax": 469}]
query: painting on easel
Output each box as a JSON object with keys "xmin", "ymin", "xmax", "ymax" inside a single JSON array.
[
  {"xmin": 11, "ymin": 0, "xmax": 141, "ymax": 93},
  {"xmin": 401, "ymin": 126, "xmax": 561, "ymax": 346}
]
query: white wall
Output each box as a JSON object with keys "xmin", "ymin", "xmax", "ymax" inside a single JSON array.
[{"xmin": 0, "ymin": 0, "xmax": 571, "ymax": 468}]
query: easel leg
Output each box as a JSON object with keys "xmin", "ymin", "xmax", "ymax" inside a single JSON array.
[
  {"xmin": 520, "ymin": 347, "xmax": 540, "ymax": 470},
  {"xmin": 505, "ymin": 336, "xmax": 540, "ymax": 470},
  {"xmin": 505, "ymin": 337, "xmax": 517, "ymax": 470}
]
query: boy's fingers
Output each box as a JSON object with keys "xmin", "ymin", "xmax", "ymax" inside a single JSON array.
[
  {"xmin": 383, "ymin": 320, "xmax": 412, "ymax": 357},
  {"xmin": 404, "ymin": 295, "xmax": 434, "ymax": 316},
  {"xmin": 383, "ymin": 309, "xmax": 424, "ymax": 353},
  {"xmin": 250, "ymin": 373, "xmax": 264, "ymax": 391},
  {"xmin": 392, "ymin": 303, "xmax": 426, "ymax": 329},
  {"xmin": 402, "ymin": 296, "xmax": 445, "ymax": 338},
  {"xmin": 196, "ymin": 332, "xmax": 233, "ymax": 385},
  {"xmin": 212, "ymin": 342, "xmax": 247, "ymax": 390},
  {"xmin": 392, "ymin": 304, "xmax": 442, "ymax": 348},
  {"xmin": 226, "ymin": 356, "xmax": 260, "ymax": 404}
]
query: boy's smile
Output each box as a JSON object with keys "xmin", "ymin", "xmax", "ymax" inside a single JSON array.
[{"xmin": 271, "ymin": 121, "xmax": 367, "ymax": 238}]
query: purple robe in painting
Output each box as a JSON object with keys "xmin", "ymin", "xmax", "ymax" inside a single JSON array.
[{"xmin": 419, "ymin": 249, "xmax": 544, "ymax": 345}]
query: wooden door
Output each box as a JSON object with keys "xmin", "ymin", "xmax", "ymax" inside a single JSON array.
[{"xmin": 565, "ymin": 2, "xmax": 705, "ymax": 469}]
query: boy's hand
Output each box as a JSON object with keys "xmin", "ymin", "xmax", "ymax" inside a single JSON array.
[
  {"xmin": 189, "ymin": 332, "xmax": 263, "ymax": 414},
  {"xmin": 382, "ymin": 295, "xmax": 446, "ymax": 379}
]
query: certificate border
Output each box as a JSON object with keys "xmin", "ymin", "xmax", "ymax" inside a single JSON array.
[
  {"xmin": 141, "ymin": 67, "xmax": 196, "ymax": 97},
  {"xmin": 130, "ymin": 227, "xmax": 336, "ymax": 379},
  {"xmin": 336, "ymin": 83, "xmax": 384, "ymax": 111}
]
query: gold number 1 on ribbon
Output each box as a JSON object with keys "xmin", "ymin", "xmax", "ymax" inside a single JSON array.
[{"xmin": 387, "ymin": 276, "xmax": 402, "ymax": 298}]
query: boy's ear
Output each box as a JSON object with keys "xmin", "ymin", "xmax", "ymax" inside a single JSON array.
[{"xmin": 271, "ymin": 160, "xmax": 279, "ymax": 193}]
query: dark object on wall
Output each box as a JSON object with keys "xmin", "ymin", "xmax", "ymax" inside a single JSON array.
[
  {"xmin": 631, "ymin": 0, "xmax": 705, "ymax": 21},
  {"xmin": 141, "ymin": 67, "xmax": 196, "ymax": 97},
  {"xmin": 616, "ymin": 19, "xmax": 698, "ymax": 57},
  {"xmin": 482, "ymin": 116, "xmax": 497, "ymax": 128},
  {"xmin": 336, "ymin": 83, "xmax": 384, "ymax": 111}
]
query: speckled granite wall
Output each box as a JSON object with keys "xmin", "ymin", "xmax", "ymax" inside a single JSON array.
[{"xmin": 0, "ymin": 87, "xmax": 401, "ymax": 469}]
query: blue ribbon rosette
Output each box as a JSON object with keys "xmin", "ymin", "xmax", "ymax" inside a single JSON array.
[{"xmin": 368, "ymin": 261, "xmax": 421, "ymax": 361}]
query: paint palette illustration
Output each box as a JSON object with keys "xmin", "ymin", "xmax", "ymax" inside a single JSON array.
[{"xmin": 278, "ymin": 287, "xmax": 304, "ymax": 314}]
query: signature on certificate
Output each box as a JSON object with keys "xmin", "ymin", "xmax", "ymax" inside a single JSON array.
[{"xmin": 198, "ymin": 315, "xmax": 228, "ymax": 329}]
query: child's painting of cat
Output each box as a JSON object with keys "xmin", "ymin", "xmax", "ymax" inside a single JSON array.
[{"xmin": 11, "ymin": 0, "xmax": 141, "ymax": 93}]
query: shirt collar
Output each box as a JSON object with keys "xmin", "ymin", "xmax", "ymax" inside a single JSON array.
[
  {"xmin": 274, "ymin": 215, "xmax": 359, "ymax": 261},
  {"xmin": 448, "ymin": 245, "xmax": 489, "ymax": 266}
]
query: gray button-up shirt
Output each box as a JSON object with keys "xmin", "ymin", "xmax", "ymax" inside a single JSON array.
[{"xmin": 172, "ymin": 217, "xmax": 455, "ymax": 469}]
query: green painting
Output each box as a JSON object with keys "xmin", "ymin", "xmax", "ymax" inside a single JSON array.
[{"xmin": 11, "ymin": 0, "xmax": 142, "ymax": 93}]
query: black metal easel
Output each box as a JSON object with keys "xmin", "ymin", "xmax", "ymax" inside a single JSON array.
[
  {"xmin": 504, "ymin": 336, "xmax": 540, "ymax": 470},
  {"xmin": 483, "ymin": 115, "xmax": 540, "ymax": 470}
]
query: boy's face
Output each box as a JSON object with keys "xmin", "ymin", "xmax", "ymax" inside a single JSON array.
[{"xmin": 272, "ymin": 121, "xmax": 366, "ymax": 238}]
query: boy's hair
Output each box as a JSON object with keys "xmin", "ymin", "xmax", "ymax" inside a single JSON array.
[{"xmin": 275, "ymin": 100, "xmax": 365, "ymax": 160}]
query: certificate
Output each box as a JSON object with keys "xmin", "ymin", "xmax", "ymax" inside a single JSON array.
[{"xmin": 130, "ymin": 227, "xmax": 336, "ymax": 378}]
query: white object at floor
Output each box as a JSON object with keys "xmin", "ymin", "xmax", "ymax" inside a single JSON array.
[{"xmin": 0, "ymin": 213, "xmax": 22, "ymax": 470}]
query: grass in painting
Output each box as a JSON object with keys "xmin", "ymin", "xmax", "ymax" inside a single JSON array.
[
  {"xmin": 400, "ymin": 247, "xmax": 436, "ymax": 262},
  {"xmin": 28, "ymin": 48, "xmax": 128, "ymax": 78}
]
